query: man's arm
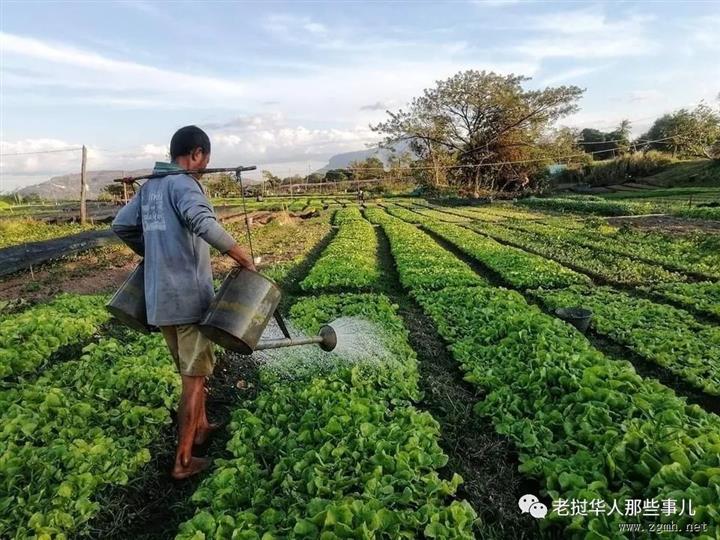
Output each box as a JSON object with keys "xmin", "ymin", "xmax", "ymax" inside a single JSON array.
[
  {"xmin": 111, "ymin": 192, "xmax": 144, "ymax": 256},
  {"xmin": 171, "ymin": 176, "xmax": 255, "ymax": 270}
]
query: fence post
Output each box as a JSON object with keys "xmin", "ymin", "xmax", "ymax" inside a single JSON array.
[{"xmin": 80, "ymin": 145, "xmax": 88, "ymax": 224}]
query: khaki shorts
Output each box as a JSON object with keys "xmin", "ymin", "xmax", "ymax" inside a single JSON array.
[{"xmin": 160, "ymin": 324, "xmax": 216, "ymax": 377}]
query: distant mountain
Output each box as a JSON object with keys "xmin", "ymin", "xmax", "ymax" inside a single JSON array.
[
  {"xmin": 315, "ymin": 142, "xmax": 412, "ymax": 173},
  {"xmin": 15, "ymin": 169, "xmax": 151, "ymax": 200}
]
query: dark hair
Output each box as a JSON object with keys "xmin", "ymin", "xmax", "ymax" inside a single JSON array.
[{"xmin": 170, "ymin": 125, "xmax": 211, "ymax": 160}]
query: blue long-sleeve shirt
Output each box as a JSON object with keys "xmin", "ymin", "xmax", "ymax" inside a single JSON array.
[{"xmin": 112, "ymin": 162, "xmax": 236, "ymax": 326}]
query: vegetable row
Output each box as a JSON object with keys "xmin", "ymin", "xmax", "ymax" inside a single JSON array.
[
  {"xmin": 300, "ymin": 208, "xmax": 382, "ymax": 291},
  {"xmin": 0, "ymin": 219, "xmax": 102, "ymax": 249},
  {"xmin": 0, "ymin": 294, "xmax": 109, "ymax": 379},
  {"xmin": 387, "ymin": 207, "xmax": 589, "ymax": 290},
  {"xmin": 1, "ymin": 333, "xmax": 179, "ymax": 539},
  {"xmin": 371, "ymin": 209, "xmax": 720, "ymax": 538},
  {"xmin": 465, "ymin": 221, "xmax": 684, "ymax": 285},
  {"xmin": 177, "ymin": 293, "xmax": 477, "ymax": 539},
  {"xmin": 518, "ymin": 196, "xmax": 720, "ymax": 220},
  {"xmin": 531, "ymin": 285, "xmax": 720, "ymax": 396},
  {"xmin": 365, "ymin": 208, "xmax": 483, "ymax": 292},
  {"xmin": 500, "ymin": 218, "xmax": 720, "ymax": 280},
  {"xmin": 643, "ymin": 281, "xmax": 720, "ymax": 320}
]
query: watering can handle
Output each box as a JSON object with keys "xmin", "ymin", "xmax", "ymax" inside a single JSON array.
[{"xmin": 273, "ymin": 309, "xmax": 292, "ymax": 339}]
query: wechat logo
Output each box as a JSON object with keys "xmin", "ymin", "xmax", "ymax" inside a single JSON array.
[{"xmin": 519, "ymin": 494, "xmax": 548, "ymax": 519}]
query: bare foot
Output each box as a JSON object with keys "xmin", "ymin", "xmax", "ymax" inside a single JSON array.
[
  {"xmin": 194, "ymin": 422, "xmax": 221, "ymax": 446},
  {"xmin": 171, "ymin": 456, "xmax": 211, "ymax": 480}
]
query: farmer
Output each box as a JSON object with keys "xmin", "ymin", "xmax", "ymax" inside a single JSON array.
[{"xmin": 112, "ymin": 125, "xmax": 255, "ymax": 479}]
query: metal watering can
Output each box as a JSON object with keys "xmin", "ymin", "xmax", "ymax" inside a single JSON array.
[
  {"xmin": 106, "ymin": 265, "xmax": 337, "ymax": 354},
  {"xmin": 106, "ymin": 262, "xmax": 158, "ymax": 333},
  {"xmin": 198, "ymin": 267, "xmax": 337, "ymax": 354}
]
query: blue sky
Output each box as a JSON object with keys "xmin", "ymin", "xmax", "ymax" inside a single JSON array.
[{"xmin": 1, "ymin": 0, "xmax": 719, "ymax": 191}]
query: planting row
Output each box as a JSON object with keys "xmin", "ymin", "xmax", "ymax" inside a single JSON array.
[
  {"xmin": 465, "ymin": 221, "xmax": 685, "ymax": 285},
  {"xmin": 531, "ymin": 285, "xmax": 720, "ymax": 396},
  {"xmin": 0, "ymin": 333, "xmax": 179, "ymax": 539},
  {"xmin": 386, "ymin": 207, "xmax": 589, "ymax": 290},
  {"xmin": 501, "ymin": 218, "xmax": 720, "ymax": 280},
  {"xmin": 388, "ymin": 203, "xmax": 683, "ymax": 286},
  {"xmin": 369, "ymin": 210, "xmax": 720, "ymax": 538},
  {"xmin": 177, "ymin": 294, "xmax": 477, "ymax": 539},
  {"xmin": 224, "ymin": 211, "xmax": 332, "ymax": 285},
  {"xmin": 412, "ymin": 201, "xmax": 546, "ymax": 221},
  {"xmin": 384, "ymin": 207, "xmax": 720, "ymax": 395},
  {"xmin": 518, "ymin": 196, "xmax": 720, "ymax": 220},
  {"xmin": 364, "ymin": 208, "xmax": 482, "ymax": 292},
  {"xmin": 418, "ymin": 205, "xmax": 719, "ymax": 318},
  {"xmin": 418, "ymin": 286, "xmax": 720, "ymax": 538},
  {"xmin": 0, "ymin": 294, "xmax": 109, "ymax": 379},
  {"xmin": 300, "ymin": 208, "xmax": 382, "ymax": 291},
  {"xmin": 643, "ymin": 281, "xmax": 720, "ymax": 320},
  {"xmin": 518, "ymin": 196, "xmax": 655, "ymax": 216},
  {"xmin": 390, "ymin": 207, "xmax": 720, "ymax": 395}
]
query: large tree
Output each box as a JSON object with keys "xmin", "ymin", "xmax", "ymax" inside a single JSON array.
[
  {"xmin": 579, "ymin": 120, "xmax": 631, "ymax": 160},
  {"xmin": 371, "ymin": 70, "xmax": 584, "ymax": 192},
  {"xmin": 261, "ymin": 170, "xmax": 281, "ymax": 189},
  {"xmin": 639, "ymin": 102, "xmax": 720, "ymax": 159},
  {"xmin": 203, "ymin": 173, "xmax": 240, "ymax": 197},
  {"xmin": 348, "ymin": 157, "xmax": 385, "ymax": 181},
  {"xmin": 325, "ymin": 169, "xmax": 350, "ymax": 182}
]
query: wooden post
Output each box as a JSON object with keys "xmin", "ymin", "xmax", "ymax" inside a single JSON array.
[
  {"xmin": 80, "ymin": 145, "xmax": 88, "ymax": 223},
  {"xmin": 122, "ymin": 181, "xmax": 128, "ymax": 204}
]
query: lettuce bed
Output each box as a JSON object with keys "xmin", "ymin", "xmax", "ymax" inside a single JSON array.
[
  {"xmin": 0, "ymin": 294, "xmax": 110, "ymax": 379},
  {"xmin": 372, "ymin": 208, "xmax": 720, "ymax": 539},
  {"xmin": 301, "ymin": 208, "xmax": 382, "ymax": 292},
  {"xmin": 466, "ymin": 221, "xmax": 683, "ymax": 285},
  {"xmin": 502, "ymin": 219, "xmax": 720, "ymax": 280},
  {"xmin": 531, "ymin": 285, "xmax": 720, "ymax": 396},
  {"xmin": 423, "ymin": 220, "xmax": 588, "ymax": 290},
  {"xmin": 365, "ymin": 208, "xmax": 483, "ymax": 292},
  {"xmin": 176, "ymin": 293, "xmax": 477, "ymax": 539},
  {"xmin": 645, "ymin": 281, "xmax": 720, "ymax": 319},
  {"xmin": 0, "ymin": 334, "xmax": 179, "ymax": 538}
]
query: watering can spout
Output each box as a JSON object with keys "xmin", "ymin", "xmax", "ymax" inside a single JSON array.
[{"xmin": 254, "ymin": 324, "xmax": 337, "ymax": 352}]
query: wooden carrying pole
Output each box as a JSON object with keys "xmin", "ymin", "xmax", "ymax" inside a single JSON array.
[{"xmin": 80, "ymin": 145, "xmax": 88, "ymax": 224}]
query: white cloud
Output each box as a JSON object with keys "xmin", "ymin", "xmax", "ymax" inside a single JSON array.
[
  {"xmin": 0, "ymin": 121, "xmax": 380, "ymax": 191},
  {"xmin": 1, "ymin": 32, "xmax": 246, "ymax": 102},
  {"xmin": 516, "ymin": 10, "xmax": 658, "ymax": 59},
  {"xmin": 538, "ymin": 65, "xmax": 610, "ymax": 86},
  {"xmin": 628, "ymin": 89, "xmax": 663, "ymax": 102},
  {"xmin": 262, "ymin": 14, "xmax": 328, "ymax": 37},
  {"xmin": 688, "ymin": 15, "xmax": 720, "ymax": 51}
]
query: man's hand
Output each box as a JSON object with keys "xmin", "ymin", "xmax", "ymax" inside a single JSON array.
[{"xmin": 226, "ymin": 244, "xmax": 256, "ymax": 271}]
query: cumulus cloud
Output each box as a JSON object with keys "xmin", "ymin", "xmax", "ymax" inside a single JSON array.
[{"xmin": 0, "ymin": 121, "xmax": 380, "ymax": 191}]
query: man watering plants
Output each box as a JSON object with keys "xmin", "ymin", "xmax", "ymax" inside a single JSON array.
[{"xmin": 112, "ymin": 125, "xmax": 255, "ymax": 479}]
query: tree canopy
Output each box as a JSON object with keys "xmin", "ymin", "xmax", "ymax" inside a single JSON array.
[
  {"xmin": 348, "ymin": 157, "xmax": 384, "ymax": 180},
  {"xmin": 638, "ymin": 103, "xmax": 720, "ymax": 159},
  {"xmin": 371, "ymin": 70, "xmax": 585, "ymax": 192},
  {"xmin": 578, "ymin": 120, "xmax": 631, "ymax": 160}
]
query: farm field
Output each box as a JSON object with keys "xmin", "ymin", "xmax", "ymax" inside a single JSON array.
[{"xmin": 1, "ymin": 198, "xmax": 719, "ymax": 539}]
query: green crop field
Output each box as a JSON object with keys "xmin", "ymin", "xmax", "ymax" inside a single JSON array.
[{"xmin": 1, "ymin": 199, "xmax": 719, "ymax": 540}]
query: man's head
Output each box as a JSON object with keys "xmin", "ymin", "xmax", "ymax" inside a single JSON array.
[{"xmin": 170, "ymin": 125, "xmax": 211, "ymax": 176}]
